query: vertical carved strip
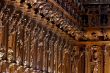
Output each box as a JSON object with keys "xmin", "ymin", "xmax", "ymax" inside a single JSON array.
[
  {"xmin": 63, "ymin": 42, "xmax": 71, "ymax": 73},
  {"xmin": 57, "ymin": 38, "xmax": 64, "ymax": 73},
  {"xmin": 85, "ymin": 45, "xmax": 90, "ymax": 73},
  {"xmin": 43, "ymin": 30, "xmax": 48, "ymax": 72},
  {"xmin": 104, "ymin": 46, "xmax": 110, "ymax": 73},
  {"xmin": 69, "ymin": 45, "xmax": 72, "ymax": 73},
  {"xmin": 37, "ymin": 27, "xmax": 45, "ymax": 72},
  {"xmin": 48, "ymin": 31, "xmax": 52, "ymax": 73},
  {"xmin": 15, "ymin": 9, "xmax": 24, "ymax": 65},
  {"xmin": 45, "ymin": 31, "xmax": 50, "ymax": 73},
  {"xmin": 54, "ymin": 36, "xmax": 59, "ymax": 73}
]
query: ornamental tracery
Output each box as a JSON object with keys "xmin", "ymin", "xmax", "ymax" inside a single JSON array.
[{"xmin": 0, "ymin": 0, "xmax": 110, "ymax": 73}]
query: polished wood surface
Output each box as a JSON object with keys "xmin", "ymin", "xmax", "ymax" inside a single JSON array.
[{"xmin": 0, "ymin": 0, "xmax": 110, "ymax": 73}]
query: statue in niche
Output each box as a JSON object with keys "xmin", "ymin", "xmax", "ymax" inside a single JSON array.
[{"xmin": 90, "ymin": 46, "xmax": 100, "ymax": 73}]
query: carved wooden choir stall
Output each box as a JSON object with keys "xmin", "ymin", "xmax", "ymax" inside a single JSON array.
[{"xmin": 0, "ymin": 0, "xmax": 110, "ymax": 73}]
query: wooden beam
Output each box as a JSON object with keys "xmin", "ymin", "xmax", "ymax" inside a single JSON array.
[
  {"xmin": 79, "ymin": 41, "xmax": 110, "ymax": 45},
  {"xmin": 83, "ymin": 26, "xmax": 110, "ymax": 30}
]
